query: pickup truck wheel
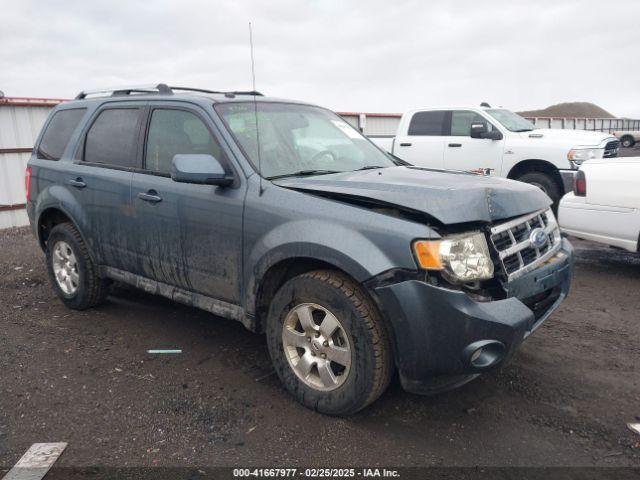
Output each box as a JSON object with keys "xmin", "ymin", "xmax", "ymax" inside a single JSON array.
[
  {"xmin": 620, "ymin": 135, "xmax": 635, "ymax": 148},
  {"xmin": 266, "ymin": 270, "xmax": 392, "ymax": 415},
  {"xmin": 46, "ymin": 222, "xmax": 109, "ymax": 310},
  {"xmin": 516, "ymin": 171, "xmax": 561, "ymax": 206}
]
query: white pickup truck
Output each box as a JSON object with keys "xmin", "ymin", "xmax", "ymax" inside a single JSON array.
[
  {"xmin": 559, "ymin": 157, "xmax": 640, "ymax": 252},
  {"xmin": 370, "ymin": 106, "xmax": 620, "ymax": 205}
]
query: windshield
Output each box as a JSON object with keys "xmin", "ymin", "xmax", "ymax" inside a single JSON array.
[
  {"xmin": 486, "ymin": 109, "xmax": 536, "ymax": 132},
  {"xmin": 215, "ymin": 102, "xmax": 395, "ymax": 178}
]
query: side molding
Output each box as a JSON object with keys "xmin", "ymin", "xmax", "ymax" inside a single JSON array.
[{"xmin": 103, "ymin": 267, "xmax": 252, "ymax": 329}]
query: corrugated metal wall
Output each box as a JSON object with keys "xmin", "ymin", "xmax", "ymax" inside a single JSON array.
[
  {"xmin": 364, "ymin": 116, "xmax": 401, "ymax": 137},
  {"xmin": 337, "ymin": 113, "xmax": 401, "ymax": 137},
  {"xmin": 340, "ymin": 114, "xmax": 360, "ymax": 129},
  {"xmin": 0, "ymin": 100, "xmax": 58, "ymax": 229}
]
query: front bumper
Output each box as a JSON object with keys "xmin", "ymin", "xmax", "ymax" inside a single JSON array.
[{"xmin": 372, "ymin": 238, "xmax": 573, "ymax": 395}]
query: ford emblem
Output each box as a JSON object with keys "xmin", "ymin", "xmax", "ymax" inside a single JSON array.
[{"xmin": 530, "ymin": 228, "xmax": 548, "ymax": 249}]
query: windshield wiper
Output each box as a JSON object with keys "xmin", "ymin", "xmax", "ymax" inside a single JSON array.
[
  {"xmin": 514, "ymin": 128, "xmax": 534, "ymax": 132},
  {"xmin": 353, "ymin": 165, "xmax": 385, "ymax": 171},
  {"xmin": 387, "ymin": 153, "xmax": 411, "ymax": 166},
  {"xmin": 266, "ymin": 169, "xmax": 342, "ymax": 180}
]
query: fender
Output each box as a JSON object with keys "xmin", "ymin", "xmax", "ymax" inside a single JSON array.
[
  {"xmin": 34, "ymin": 185, "xmax": 98, "ymax": 263},
  {"xmin": 244, "ymin": 218, "xmax": 424, "ymax": 316}
]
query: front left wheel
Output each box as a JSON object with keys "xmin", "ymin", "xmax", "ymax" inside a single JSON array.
[
  {"xmin": 266, "ymin": 270, "xmax": 393, "ymax": 415},
  {"xmin": 620, "ymin": 135, "xmax": 635, "ymax": 148},
  {"xmin": 46, "ymin": 222, "xmax": 109, "ymax": 310}
]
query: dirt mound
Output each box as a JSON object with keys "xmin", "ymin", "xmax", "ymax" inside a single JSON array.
[{"xmin": 518, "ymin": 102, "xmax": 615, "ymax": 119}]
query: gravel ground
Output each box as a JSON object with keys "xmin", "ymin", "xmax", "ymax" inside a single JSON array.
[
  {"xmin": 0, "ymin": 227, "xmax": 639, "ymax": 470},
  {"xmin": 619, "ymin": 144, "xmax": 640, "ymax": 157}
]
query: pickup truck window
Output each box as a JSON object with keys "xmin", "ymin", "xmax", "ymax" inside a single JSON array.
[
  {"xmin": 408, "ymin": 111, "xmax": 447, "ymax": 136},
  {"xmin": 486, "ymin": 109, "xmax": 535, "ymax": 132},
  {"xmin": 145, "ymin": 109, "xmax": 226, "ymax": 174},
  {"xmin": 37, "ymin": 108, "xmax": 86, "ymax": 160},
  {"xmin": 215, "ymin": 102, "xmax": 394, "ymax": 179},
  {"xmin": 84, "ymin": 108, "xmax": 141, "ymax": 168},
  {"xmin": 451, "ymin": 111, "xmax": 496, "ymax": 136}
]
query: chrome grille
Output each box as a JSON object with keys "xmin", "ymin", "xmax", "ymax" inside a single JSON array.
[
  {"xmin": 604, "ymin": 140, "xmax": 620, "ymax": 158},
  {"xmin": 490, "ymin": 208, "xmax": 562, "ymax": 280}
]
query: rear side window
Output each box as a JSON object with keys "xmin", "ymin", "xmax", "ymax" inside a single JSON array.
[
  {"xmin": 145, "ymin": 109, "xmax": 226, "ymax": 174},
  {"xmin": 84, "ymin": 108, "xmax": 141, "ymax": 167},
  {"xmin": 408, "ymin": 111, "xmax": 447, "ymax": 136},
  {"xmin": 37, "ymin": 108, "xmax": 86, "ymax": 160}
]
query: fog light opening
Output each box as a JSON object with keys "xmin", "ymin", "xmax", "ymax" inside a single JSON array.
[{"xmin": 464, "ymin": 340, "xmax": 506, "ymax": 369}]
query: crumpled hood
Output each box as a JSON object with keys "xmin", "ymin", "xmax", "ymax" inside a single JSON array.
[
  {"xmin": 273, "ymin": 166, "xmax": 551, "ymax": 225},
  {"xmin": 524, "ymin": 128, "xmax": 615, "ymax": 146}
]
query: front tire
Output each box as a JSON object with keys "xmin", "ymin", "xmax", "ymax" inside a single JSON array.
[
  {"xmin": 516, "ymin": 171, "xmax": 562, "ymax": 207},
  {"xmin": 46, "ymin": 222, "xmax": 109, "ymax": 310},
  {"xmin": 266, "ymin": 270, "xmax": 393, "ymax": 415},
  {"xmin": 620, "ymin": 135, "xmax": 635, "ymax": 148}
]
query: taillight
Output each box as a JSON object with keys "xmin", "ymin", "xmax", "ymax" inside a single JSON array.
[
  {"xmin": 25, "ymin": 167, "xmax": 32, "ymax": 202},
  {"xmin": 573, "ymin": 169, "xmax": 586, "ymax": 197}
]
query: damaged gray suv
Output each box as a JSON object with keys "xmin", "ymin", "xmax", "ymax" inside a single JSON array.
[{"xmin": 27, "ymin": 84, "xmax": 573, "ymax": 415}]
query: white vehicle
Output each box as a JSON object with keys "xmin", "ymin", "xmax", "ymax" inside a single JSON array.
[
  {"xmin": 558, "ymin": 158, "xmax": 640, "ymax": 252},
  {"xmin": 370, "ymin": 106, "xmax": 620, "ymax": 205}
]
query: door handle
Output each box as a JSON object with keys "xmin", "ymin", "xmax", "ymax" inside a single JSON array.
[
  {"xmin": 399, "ymin": 142, "xmax": 412, "ymax": 147},
  {"xmin": 138, "ymin": 190, "xmax": 162, "ymax": 203},
  {"xmin": 67, "ymin": 177, "xmax": 86, "ymax": 189},
  {"xmin": 448, "ymin": 143, "xmax": 462, "ymax": 148}
]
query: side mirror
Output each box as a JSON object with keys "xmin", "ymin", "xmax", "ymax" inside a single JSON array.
[
  {"xmin": 171, "ymin": 154, "xmax": 233, "ymax": 186},
  {"xmin": 470, "ymin": 122, "xmax": 487, "ymax": 138},
  {"xmin": 470, "ymin": 123, "xmax": 503, "ymax": 140}
]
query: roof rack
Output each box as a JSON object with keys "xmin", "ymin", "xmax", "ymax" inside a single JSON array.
[
  {"xmin": 75, "ymin": 83, "xmax": 173, "ymax": 100},
  {"xmin": 168, "ymin": 87, "xmax": 263, "ymax": 97},
  {"xmin": 75, "ymin": 84, "xmax": 264, "ymax": 100},
  {"xmin": 225, "ymin": 90, "xmax": 264, "ymax": 96}
]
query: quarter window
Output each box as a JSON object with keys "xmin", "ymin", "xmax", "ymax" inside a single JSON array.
[
  {"xmin": 407, "ymin": 111, "xmax": 447, "ymax": 136},
  {"xmin": 84, "ymin": 108, "xmax": 141, "ymax": 167},
  {"xmin": 451, "ymin": 111, "xmax": 494, "ymax": 136},
  {"xmin": 145, "ymin": 109, "xmax": 225, "ymax": 174},
  {"xmin": 37, "ymin": 109, "xmax": 86, "ymax": 160}
]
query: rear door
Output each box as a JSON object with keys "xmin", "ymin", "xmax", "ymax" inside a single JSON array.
[
  {"xmin": 129, "ymin": 103, "xmax": 245, "ymax": 303},
  {"xmin": 72, "ymin": 104, "xmax": 145, "ymax": 270},
  {"xmin": 393, "ymin": 110, "xmax": 446, "ymax": 168},
  {"xmin": 443, "ymin": 110, "xmax": 505, "ymax": 174}
]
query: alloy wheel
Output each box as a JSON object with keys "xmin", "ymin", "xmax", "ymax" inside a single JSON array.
[
  {"xmin": 282, "ymin": 303, "xmax": 352, "ymax": 391},
  {"xmin": 52, "ymin": 240, "xmax": 79, "ymax": 295}
]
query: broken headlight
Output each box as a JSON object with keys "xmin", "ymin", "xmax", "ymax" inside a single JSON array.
[{"xmin": 413, "ymin": 232, "xmax": 494, "ymax": 283}]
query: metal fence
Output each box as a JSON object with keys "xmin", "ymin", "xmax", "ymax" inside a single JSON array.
[
  {"xmin": 0, "ymin": 97, "xmax": 63, "ymax": 229},
  {"xmin": 526, "ymin": 117, "xmax": 640, "ymax": 133}
]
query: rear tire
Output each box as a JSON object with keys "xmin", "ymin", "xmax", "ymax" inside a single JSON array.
[
  {"xmin": 516, "ymin": 171, "xmax": 562, "ymax": 208},
  {"xmin": 266, "ymin": 270, "xmax": 393, "ymax": 415},
  {"xmin": 46, "ymin": 222, "xmax": 109, "ymax": 310}
]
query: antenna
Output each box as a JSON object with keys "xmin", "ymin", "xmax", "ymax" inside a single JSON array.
[{"xmin": 249, "ymin": 22, "xmax": 264, "ymax": 196}]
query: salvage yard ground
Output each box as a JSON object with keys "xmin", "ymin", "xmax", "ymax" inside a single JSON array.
[
  {"xmin": 620, "ymin": 145, "xmax": 640, "ymax": 157},
  {"xmin": 0, "ymin": 227, "xmax": 639, "ymax": 469}
]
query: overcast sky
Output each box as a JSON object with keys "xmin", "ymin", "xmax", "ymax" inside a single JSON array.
[{"xmin": 2, "ymin": 0, "xmax": 639, "ymax": 117}]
